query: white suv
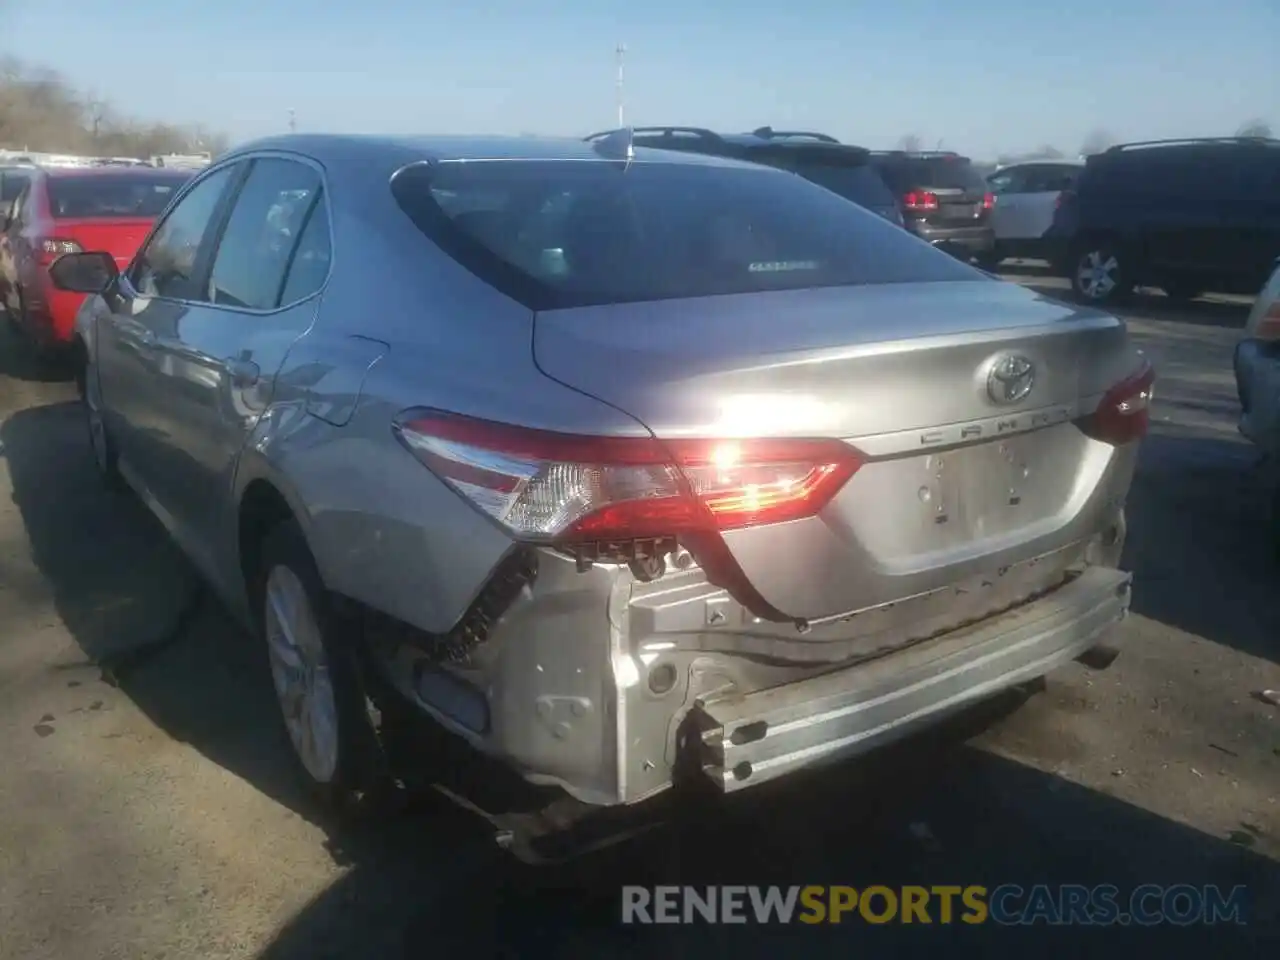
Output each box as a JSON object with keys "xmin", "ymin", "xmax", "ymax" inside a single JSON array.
[{"xmin": 983, "ymin": 160, "xmax": 1083, "ymax": 267}]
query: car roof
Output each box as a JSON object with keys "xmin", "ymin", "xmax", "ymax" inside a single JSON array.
[
  {"xmin": 222, "ymin": 133, "xmax": 766, "ymax": 171},
  {"xmin": 42, "ymin": 165, "xmax": 191, "ymax": 179},
  {"xmin": 615, "ymin": 127, "xmax": 873, "ymax": 159},
  {"xmin": 870, "ymin": 151, "xmax": 974, "ymax": 164},
  {"xmin": 996, "ymin": 159, "xmax": 1085, "ymax": 169}
]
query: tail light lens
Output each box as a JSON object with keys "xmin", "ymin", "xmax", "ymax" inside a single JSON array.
[
  {"xmin": 393, "ymin": 411, "xmax": 862, "ymax": 543},
  {"xmin": 1082, "ymin": 361, "xmax": 1156, "ymax": 445},
  {"xmin": 901, "ymin": 191, "xmax": 938, "ymax": 212},
  {"xmin": 982, "ymin": 192, "xmax": 995, "ymax": 209},
  {"xmin": 37, "ymin": 237, "xmax": 82, "ymax": 266},
  {"xmin": 1250, "ymin": 299, "xmax": 1280, "ymax": 341}
]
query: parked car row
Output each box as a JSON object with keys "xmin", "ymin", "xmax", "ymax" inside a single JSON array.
[
  {"xmin": 1045, "ymin": 137, "xmax": 1280, "ymax": 305},
  {"xmin": 591, "ymin": 126, "xmax": 1000, "ymax": 263},
  {"xmin": 601, "ymin": 128, "xmax": 1280, "ymax": 315},
  {"xmin": 26, "ymin": 129, "xmax": 1153, "ymax": 863},
  {"xmin": 0, "ymin": 163, "xmax": 195, "ymax": 354}
]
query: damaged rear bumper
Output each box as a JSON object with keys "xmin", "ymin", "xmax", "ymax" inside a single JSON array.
[{"xmin": 686, "ymin": 565, "xmax": 1131, "ymax": 792}]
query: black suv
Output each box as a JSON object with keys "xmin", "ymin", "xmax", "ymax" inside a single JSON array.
[
  {"xmin": 867, "ymin": 150, "xmax": 995, "ymax": 260},
  {"xmin": 585, "ymin": 126, "xmax": 904, "ymax": 227},
  {"xmin": 1044, "ymin": 137, "xmax": 1280, "ymax": 304}
]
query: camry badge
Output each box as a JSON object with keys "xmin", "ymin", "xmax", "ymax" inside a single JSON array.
[{"xmin": 987, "ymin": 354, "xmax": 1036, "ymax": 405}]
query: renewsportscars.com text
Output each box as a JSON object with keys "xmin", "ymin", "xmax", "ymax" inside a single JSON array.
[{"xmin": 620, "ymin": 884, "xmax": 1249, "ymax": 926}]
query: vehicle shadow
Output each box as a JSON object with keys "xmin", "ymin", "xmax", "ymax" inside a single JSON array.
[
  {"xmin": 253, "ymin": 737, "xmax": 1279, "ymax": 959},
  {"xmin": 1123, "ymin": 420, "xmax": 1279, "ymax": 664},
  {"xmin": 0, "ymin": 397, "xmax": 322, "ymax": 820},
  {"xmin": 1, "ymin": 330, "xmax": 1276, "ymax": 959},
  {"xmin": 0, "ymin": 317, "xmax": 76, "ymax": 384}
]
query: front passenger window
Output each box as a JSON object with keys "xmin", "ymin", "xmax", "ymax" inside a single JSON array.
[
  {"xmin": 131, "ymin": 165, "xmax": 237, "ymax": 300},
  {"xmin": 987, "ymin": 171, "xmax": 1020, "ymax": 194}
]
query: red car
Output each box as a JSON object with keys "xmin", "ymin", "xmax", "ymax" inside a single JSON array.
[{"xmin": 0, "ymin": 165, "xmax": 192, "ymax": 353}]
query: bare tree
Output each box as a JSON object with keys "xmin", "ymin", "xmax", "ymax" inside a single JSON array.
[
  {"xmin": 897, "ymin": 133, "xmax": 922, "ymax": 152},
  {"xmin": 1025, "ymin": 144, "xmax": 1064, "ymax": 160},
  {"xmin": 0, "ymin": 58, "xmax": 228, "ymax": 158},
  {"xmin": 1079, "ymin": 128, "xmax": 1115, "ymax": 156},
  {"xmin": 1237, "ymin": 119, "xmax": 1272, "ymax": 138}
]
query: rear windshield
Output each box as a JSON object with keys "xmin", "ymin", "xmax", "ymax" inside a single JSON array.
[
  {"xmin": 392, "ymin": 159, "xmax": 981, "ymax": 310},
  {"xmin": 1, "ymin": 171, "xmax": 31, "ymax": 203},
  {"xmin": 48, "ymin": 172, "xmax": 192, "ymax": 219},
  {"xmin": 875, "ymin": 157, "xmax": 986, "ymax": 192},
  {"xmin": 787, "ymin": 161, "xmax": 897, "ymax": 210}
]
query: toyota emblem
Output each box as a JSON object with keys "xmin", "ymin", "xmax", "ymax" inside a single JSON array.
[{"xmin": 987, "ymin": 354, "xmax": 1036, "ymax": 404}]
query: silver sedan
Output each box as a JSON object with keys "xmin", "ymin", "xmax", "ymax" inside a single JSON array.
[
  {"xmin": 49, "ymin": 132, "xmax": 1153, "ymax": 853},
  {"xmin": 1234, "ymin": 257, "xmax": 1280, "ymax": 549}
]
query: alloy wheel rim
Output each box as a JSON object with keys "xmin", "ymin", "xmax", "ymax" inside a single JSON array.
[
  {"xmin": 1076, "ymin": 250, "xmax": 1118, "ymax": 299},
  {"xmin": 264, "ymin": 564, "xmax": 339, "ymax": 784}
]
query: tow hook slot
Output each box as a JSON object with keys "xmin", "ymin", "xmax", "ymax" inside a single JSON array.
[{"xmin": 729, "ymin": 720, "xmax": 768, "ymax": 746}]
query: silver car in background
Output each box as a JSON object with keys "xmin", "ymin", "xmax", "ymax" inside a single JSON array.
[
  {"xmin": 49, "ymin": 132, "xmax": 1153, "ymax": 856},
  {"xmin": 1234, "ymin": 258, "xmax": 1280, "ymax": 549}
]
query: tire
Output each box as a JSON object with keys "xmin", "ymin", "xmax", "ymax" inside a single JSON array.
[
  {"xmin": 974, "ymin": 246, "xmax": 1003, "ymax": 272},
  {"xmin": 1162, "ymin": 280, "xmax": 1203, "ymax": 302},
  {"xmin": 1071, "ymin": 243, "xmax": 1133, "ymax": 305},
  {"xmin": 1271, "ymin": 483, "xmax": 1280, "ymax": 564},
  {"xmin": 256, "ymin": 519, "xmax": 389, "ymax": 815},
  {"xmin": 78, "ymin": 340, "xmax": 125, "ymax": 490}
]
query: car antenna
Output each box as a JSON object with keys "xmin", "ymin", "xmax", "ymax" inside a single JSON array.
[{"xmin": 591, "ymin": 126, "xmax": 635, "ymax": 168}]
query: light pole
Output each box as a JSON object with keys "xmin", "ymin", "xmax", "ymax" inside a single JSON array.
[{"xmin": 615, "ymin": 43, "xmax": 626, "ymax": 128}]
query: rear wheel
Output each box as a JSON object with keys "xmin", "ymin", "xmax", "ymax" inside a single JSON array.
[
  {"xmin": 1271, "ymin": 483, "xmax": 1280, "ymax": 564},
  {"xmin": 257, "ymin": 520, "xmax": 389, "ymax": 814},
  {"xmin": 974, "ymin": 246, "xmax": 1004, "ymax": 272},
  {"xmin": 1072, "ymin": 245, "xmax": 1133, "ymax": 304}
]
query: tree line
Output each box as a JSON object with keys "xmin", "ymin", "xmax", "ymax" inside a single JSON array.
[{"xmin": 0, "ymin": 57, "xmax": 230, "ymax": 159}]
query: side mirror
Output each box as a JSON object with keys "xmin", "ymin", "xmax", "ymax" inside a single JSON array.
[{"xmin": 48, "ymin": 251, "xmax": 119, "ymax": 294}]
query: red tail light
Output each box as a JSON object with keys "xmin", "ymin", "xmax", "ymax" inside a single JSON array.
[
  {"xmin": 36, "ymin": 237, "xmax": 82, "ymax": 267},
  {"xmin": 982, "ymin": 192, "xmax": 995, "ymax": 209},
  {"xmin": 393, "ymin": 411, "xmax": 863, "ymax": 543},
  {"xmin": 1083, "ymin": 361, "xmax": 1156, "ymax": 445},
  {"xmin": 1252, "ymin": 299, "xmax": 1280, "ymax": 342},
  {"xmin": 901, "ymin": 191, "xmax": 939, "ymax": 212}
]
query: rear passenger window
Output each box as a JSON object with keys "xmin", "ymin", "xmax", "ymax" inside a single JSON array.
[
  {"xmin": 208, "ymin": 158, "xmax": 322, "ymax": 310},
  {"xmin": 1, "ymin": 171, "xmax": 31, "ymax": 205},
  {"xmin": 1022, "ymin": 166, "xmax": 1078, "ymax": 193},
  {"xmin": 278, "ymin": 197, "xmax": 331, "ymax": 304}
]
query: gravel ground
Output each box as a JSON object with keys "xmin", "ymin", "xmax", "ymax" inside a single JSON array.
[{"xmin": 0, "ymin": 271, "xmax": 1276, "ymax": 959}]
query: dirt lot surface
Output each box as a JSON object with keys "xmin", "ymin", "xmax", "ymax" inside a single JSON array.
[{"xmin": 1, "ymin": 270, "xmax": 1277, "ymax": 958}]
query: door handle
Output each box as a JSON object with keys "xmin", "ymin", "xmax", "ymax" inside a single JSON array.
[
  {"xmin": 136, "ymin": 328, "xmax": 158, "ymax": 348},
  {"xmin": 225, "ymin": 357, "xmax": 260, "ymax": 387}
]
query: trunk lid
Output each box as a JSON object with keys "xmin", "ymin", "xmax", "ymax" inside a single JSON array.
[
  {"xmin": 534, "ymin": 279, "xmax": 1142, "ymax": 622},
  {"xmin": 53, "ymin": 217, "xmax": 155, "ymax": 267}
]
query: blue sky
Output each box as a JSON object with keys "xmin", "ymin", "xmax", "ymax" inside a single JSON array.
[{"xmin": 2, "ymin": 0, "xmax": 1276, "ymax": 158}]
